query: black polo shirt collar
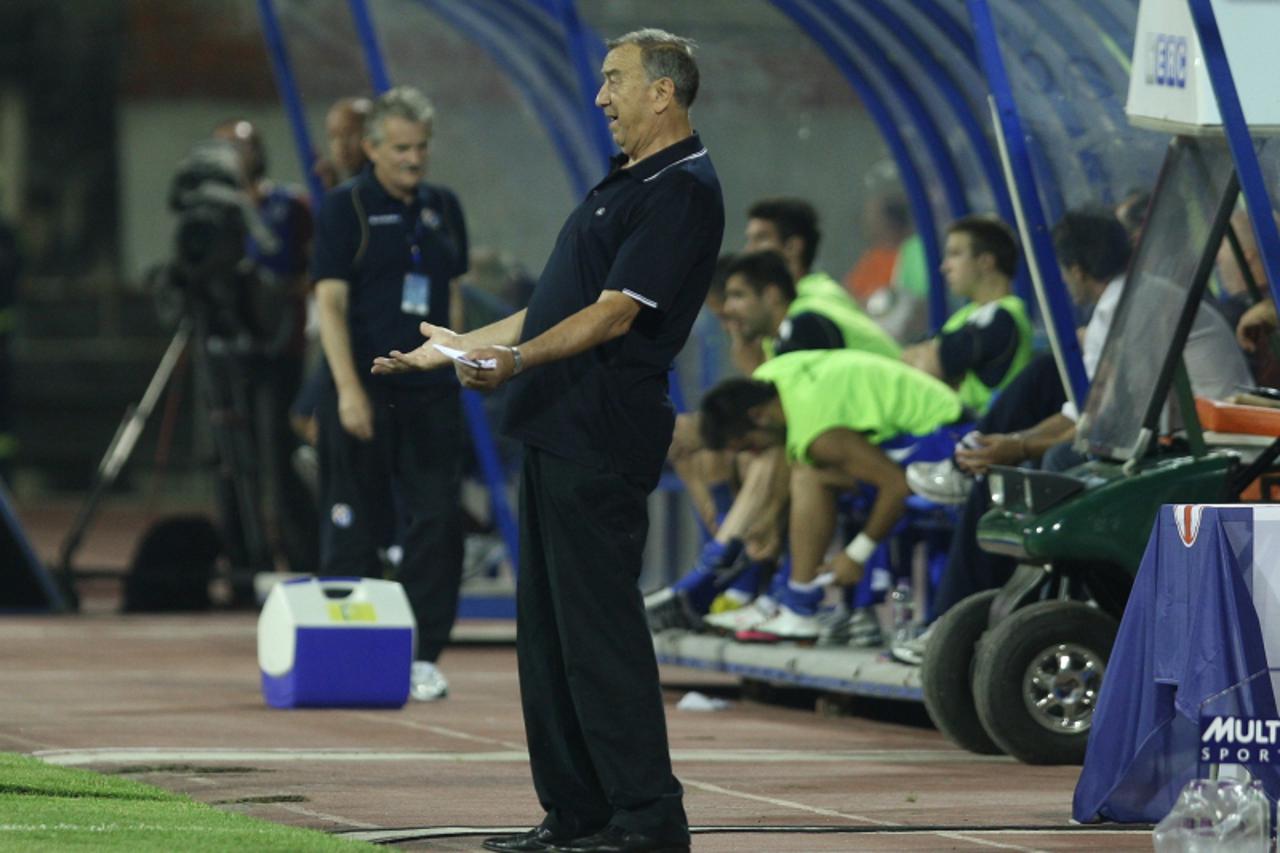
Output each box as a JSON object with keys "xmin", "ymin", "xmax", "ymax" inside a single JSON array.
[
  {"xmin": 358, "ymin": 165, "xmax": 412, "ymax": 207},
  {"xmin": 603, "ymin": 132, "xmax": 708, "ymax": 186}
]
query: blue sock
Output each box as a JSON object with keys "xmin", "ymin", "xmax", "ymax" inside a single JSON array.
[
  {"xmin": 725, "ymin": 560, "xmax": 763, "ymax": 598},
  {"xmin": 768, "ymin": 554, "xmax": 791, "ymax": 600},
  {"xmin": 781, "ymin": 581, "xmax": 824, "ymax": 616},
  {"xmin": 672, "ymin": 538, "xmax": 742, "ymax": 613}
]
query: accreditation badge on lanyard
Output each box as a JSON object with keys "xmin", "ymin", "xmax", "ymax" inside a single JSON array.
[{"xmin": 401, "ymin": 205, "xmax": 441, "ymax": 317}]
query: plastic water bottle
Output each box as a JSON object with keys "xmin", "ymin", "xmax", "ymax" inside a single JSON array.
[
  {"xmin": 1247, "ymin": 779, "xmax": 1273, "ymax": 850},
  {"xmin": 889, "ymin": 579, "xmax": 914, "ymax": 645},
  {"xmin": 1153, "ymin": 777, "xmax": 1272, "ymax": 852}
]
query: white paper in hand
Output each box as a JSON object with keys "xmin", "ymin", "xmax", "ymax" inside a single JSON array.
[{"xmin": 433, "ymin": 343, "xmax": 497, "ymax": 370}]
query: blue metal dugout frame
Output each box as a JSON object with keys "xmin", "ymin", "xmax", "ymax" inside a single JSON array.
[
  {"xmin": 537, "ymin": 0, "xmax": 615, "ymax": 171},
  {"xmin": 856, "ymin": 0, "xmax": 1018, "ymax": 228},
  {"xmin": 843, "ymin": 0, "xmax": 1036, "ymax": 314},
  {"xmin": 412, "ymin": 0, "xmax": 606, "ymax": 198},
  {"xmin": 1188, "ymin": 0, "xmax": 1280, "ymax": 312},
  {"xmin": 967, "ymin": 0, "xmax": 1091, "ymax": 409},
  {"xmin": 256, "ymin": 0, "xmax": 327, "ymax": 205},
  {"xmin": 347, "ymin": 0, "xmax": 392, "ymax": 91},
  {"xmin": 819, "ymin": 2, "xmax": 971, "ymax": 227},
  {"xmin": 771, "ymin": 0, "xmax": 952, "ymax": 331}
]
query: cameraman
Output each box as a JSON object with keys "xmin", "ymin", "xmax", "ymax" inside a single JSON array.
[
  {"xmin": 313, "ymin": 86, "xmax": 469, "ymax": 701},
  {"xmin": 212, "ymin": 119, "xmax": 319, "ymax": 580}
]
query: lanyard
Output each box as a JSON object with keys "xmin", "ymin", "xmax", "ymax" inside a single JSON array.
[{"xmin": 407, "ymin": 186, "xmax": 441, "ymax": 273}]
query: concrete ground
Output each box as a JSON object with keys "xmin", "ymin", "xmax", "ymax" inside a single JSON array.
[{"xmin": 2, "ymin": 503, "xmax": 1153, "ymax": 851}]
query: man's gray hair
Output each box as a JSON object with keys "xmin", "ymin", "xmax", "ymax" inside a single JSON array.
[
  {"xmin": 606, "ymin": 29, "xmax": 700, "ymax": 108},
  {"xmin": 366, "ymin": 86, "xmax": 435, "ymax": 143}
]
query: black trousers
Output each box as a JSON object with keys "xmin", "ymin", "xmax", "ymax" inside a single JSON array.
[
  {"xmin": 254, "ymin": 352, "xmax": 319, "ymax": 575},
  {"xmin": 205, "ymin": 349, "xmax": 315, "ymax": 591},
  {"xmin": 516, "ymin": 446, "xmax": 688, "ymax": 842},
  {"xmin": 932, "ymin": 352, "xmax": 1070, "ymax": 617},
  {"xmin": 976, "ymin": 352, "xmax": 1068, "ymax": 435},
  {"xmin": 317, "ymin": 379, "xmax": 464, "ymax": 662}
]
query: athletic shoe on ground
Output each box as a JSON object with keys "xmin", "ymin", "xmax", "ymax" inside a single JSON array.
[
  {"xmin": 905, "ymin": 458, "xmax": 972, "ymax": 505},
  {"xmin": 735, "ymin": 606, "xmax": 819, "ymax": 643},
  {"xmin": 291, "ymin": 444, "xmax": 319, "ymax": 498},
  {"xmin": 889, "ymin": 623, "xmax": 934, "ymax": 666},
  {"xmin": 703, "ymin": 596, "xmax": 777, "ymax": 634},
  {"xmin": 410, "ymin": 660, "xmax": 449, "ymax": 701},
  {"xmin": 846, "ymin": 607, "xmax": 884, "ymax": 648},
  {"xmin": 816, "ymin": 602, "xmax": 851, "ymax": 646},
  {"xmin": 644, "ymin": 587, "xmax": 702, "ymax": 633},
  {"xmin": 708, "ymin": 588, "xmax": 752, "ymax": 615}
]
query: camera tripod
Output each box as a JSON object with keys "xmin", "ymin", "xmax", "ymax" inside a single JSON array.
[{"xmin": 56, "ymin": 310, "xmax": 274, "ymax": 611}]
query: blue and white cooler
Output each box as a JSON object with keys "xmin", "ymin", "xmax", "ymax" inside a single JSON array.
[{"xmin": 257, "ymin": 577, "xmax": 416, "ymax": 709}]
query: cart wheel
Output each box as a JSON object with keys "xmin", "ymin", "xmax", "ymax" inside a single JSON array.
[
  {"xmin": 972, "ymin": 600, "xmax": 1118, "ymax": 765},
  {"xmin": 921, "ymin": 590, "xmax": 1002, "ymax": 755}
]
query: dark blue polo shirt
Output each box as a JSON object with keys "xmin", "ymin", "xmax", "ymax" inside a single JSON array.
[
  {"xmin": 248, "ymin": 184, "xmax": 312, "ymax": 357},
  {"xmin": 501, "ymin": 133, "xmax": 725, "ymax": 481},
  {"xmin": 312, "ymin": 166, "xmax": 468, "ymax": 391},
  {"xmin": 250, "ymin": 184, "xmax": 312, "ymax": 278}
]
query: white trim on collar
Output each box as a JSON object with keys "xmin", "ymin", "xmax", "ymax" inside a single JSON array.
[{"xmin": 642, "ymin": 148, "xmax": 708, "ymax": 183}]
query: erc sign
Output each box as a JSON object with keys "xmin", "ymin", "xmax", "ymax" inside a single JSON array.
[{"xmin": 1145, "ymin": 32, "xmax": 1189, "ymax": 89}]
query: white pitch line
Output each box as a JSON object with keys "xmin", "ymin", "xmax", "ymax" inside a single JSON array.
[
  {"xmin": 33, "ymin": 749, "xmax": 528, "ymax": 765},
  {"xmin": 681, "ymin": 778, "xmax": 890, "ymax": 827},
  {"xmin": 336, "ymin": 826, "xmax": 1142, "ymax": 845},
  {"xmin": 339, "ymin": 826, "xmax": 528, "ymax": 842},
  {"xmin": 355, "ymin": 711, "xmax": 993, "ymax": 766},
  {"xmin": 682, "ymin": 779, "xmax": 1047, "ymax": 853},
  {"xmin": 26, "ymin": 747, "xmax": 1060, "ymax": 853},
  {"xmin": 275, "ymin": 803, "xmax": 381, "ymax": 830},
  {"xmin": 344, "ymin": 711, "xmax": 526, "ymax": 751},
  {"xmin": 32, "ymin": 746, "xmax": 1006, "ymax": 766},
  {"xmin": 934, "ymin": 832, "xmax": 1046, "ymax": 853}
]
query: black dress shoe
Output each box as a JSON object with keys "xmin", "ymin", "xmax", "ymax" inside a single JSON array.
[
  {"xmin": 482, "ymin": 826, "xmax": 566, "ymax": 852},
  {"xmin": 547, "ymin": 825, "xmax": 690, "ymax": 853}
]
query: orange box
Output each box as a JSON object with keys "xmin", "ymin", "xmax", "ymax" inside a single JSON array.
[{"xmin": 1195, "ymin": 396, "xmax": 1280, "ymax": 436}]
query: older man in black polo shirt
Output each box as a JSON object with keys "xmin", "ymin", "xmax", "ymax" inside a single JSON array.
[
  {"xmin": 314, "ymin": 86, "xmax": 469, "ymax": 703},
  {"xmin": 375, "ymin": 29, "xmax": 721, "ymax": 853}
]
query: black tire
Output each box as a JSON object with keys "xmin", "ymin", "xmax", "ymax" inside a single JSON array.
[
  {"xmin": 972, "ymin": 600, "xmax": 1119, "ymax": 765},
  {"xmin": 921, "ymin": 590, "xmax": 1003, "ymax": 755}
]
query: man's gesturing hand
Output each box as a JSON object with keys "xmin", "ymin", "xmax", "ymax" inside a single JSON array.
[{"xmin": 371, "ymin": 321, "xmax": 463, "ymax": 375}]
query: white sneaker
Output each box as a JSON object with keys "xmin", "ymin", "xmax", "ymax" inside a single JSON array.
[
  {"xmin": 889, "ymin": 624, "xmax": 935, "ymax": 666},
  {"xmin": 905, "ymin": 458, "xmax": 972, "ymax": 505},
  {"xmin": 703, "ymin": 596, "xmax": 777, "ymax": 634},
  {"xmin": 735, "ymin": 606, "xmax": 819, "ymax": 643},
  {"xmin": 644, "ymin": 587, "xmax": 701, "ymax": 633},
  {"xmin": 846, "ymin": 606, "xmax": 885, "ymax": 648},
  {"xmin": 410, "ymin": 660, "xmax": 449, "ymax": 701},
  {"xmin": 291, "ymin": 445, "xmax": 319, "ymax": 498}
]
